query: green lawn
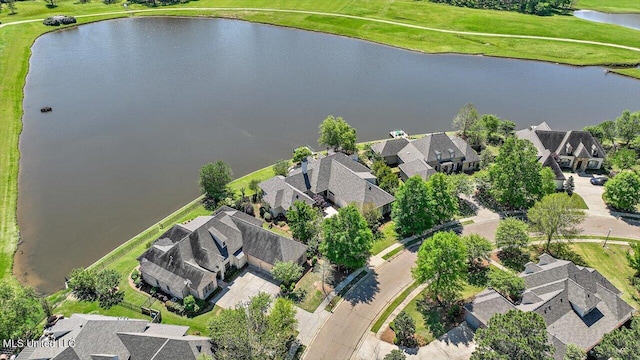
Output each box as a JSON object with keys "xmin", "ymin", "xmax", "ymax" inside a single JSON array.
[
  {"xmin": 371, "ymin": 221, "xmax": 399, "ymax": 255},
  {"xmin": 295, "ymin": 270, "xmax": 326, "ymax": 313},
  {"xmin": 570, "ymin": 243, "xmax": 639, "ymax": 308},
  {"xmin": 371, "ymin": 282, "xmax": 419, "ymax": 333}
]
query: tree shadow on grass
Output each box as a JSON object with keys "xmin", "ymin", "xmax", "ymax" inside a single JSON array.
[
  {"xmin": 497, "ymin": 249, "xmax": 531, "ymax": 272},
  {"xmin": 467, "ymin": 264, "xmax": 489, "ymax": 287},
  {"xmin": 344, "ymin": 272, "xmax": 379, "ymax": 306}
]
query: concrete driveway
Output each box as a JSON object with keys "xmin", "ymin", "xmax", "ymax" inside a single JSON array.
[
  {"xmin": 211, "ymin": 268, "xmax": 280, "ymax": 309},
  {"xmin": 570, "ymin": 172, "xmax": 609, "ymax": 216}
]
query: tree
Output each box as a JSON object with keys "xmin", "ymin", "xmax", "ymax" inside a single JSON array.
[
  {"xmin": 615, "ymin": 110, "xmax": 640, "ymax": 145},
  {"xmin": 68, "ymin": 267, "xmax": 98, "ymax": 301},
  {"xmin": 393, "ymin": 311, "xmax": 416, "ymax": 347},
  {"xmin": 498, "ymin": 120, "xmax": 516, "ymax": 138},
  {"xmin": 427, "ymin": 173, "xmax": 458, "ymax": 224},
  {"xmin": 287, "ymin": 200, "xmax": 321, "ymax": 244},
  {"xmin": 563, "ymin": 176, "xmax": 575, "ymax": 196},
  {"xmin": 489, "ymin": 137, "xmax": 544, "ymax": 209},
  {"xmin": 361, "ymin": 202, "xmax": 383, "ymax": 234},
  {"xmin": 248, "ymin": 178, "xmax": 261, "ymax": 194},
  {"xmin": 495, "ymin": 218, "xmax": 529, "ymax": 252},
  {"xmin": 452, "ymin": 103, "xmax": 480, "ymax": 139},
  {"xmin": 479, "ymin": 149, "xmax": 495, "ymax": 169},
  {"xmin": 209, "ymin": 292, "xmax": 297, "ymax": 360},
  {"xmin": 314, "ymin": 258, "xmax": 335, "ymax": 296},
  {"xmin": 448, "ymin": 173, "xmax": 474, "ymax": 196},
  {"xmin": 0, "ymin": 280, "xmax": 45, "ymax": 341},
  {"xmin": 413, "ymin": 231, "xmax": 467, "ymax": 306},
  {"xmin": 392, "ymin": 176, "xmax": 433, "ymax": 237},
  {"xmin": 183, "ymin": 295, "xmax": 200, "ymax": 314},
  {"xmin": 540, "ymin": 167, "xmax": 556, "ymax": 196},
  {"xmin": 95, "ymin": 269, "xmax": 124, "ymax": 309},
  {"xmin": 481, "ymin": 114, "xmax": 501, "ymax": 140},
  {"xmin": 594, "ymin": 317, "xmax": 640, "ymax": 360},
  {"xmin": 318, "ymin": 115, "xmax": 357, "ymax": 153},
  {"xmin": 320, "ymin": 204, "xmax": 374, "ymax": 270},
  {"xmin": 599, "ymin": 120, "xmax": 617, "ymax": 146},
  {"xmin": 626, "ymin": 242, "xmax": 640, "ymax": 277},
  {"xmin": 583, "ymin": 125, "xmax": 605, "ymax": 143},
  {"xmin": 271, "ymin": 261, "xmax": 303, "ymax": 287},
  {"xmin": 292, "ymin": 147, "xmax": 313, "ymax": 163},
  {"xmin": 373, "ymin": 160, "xmax": 400, "ymax": 194},
  {"xmin": 528, "ymin": 193, "xmax": 585, "ymax": 252},
  {"xmin": 7, "ymin": 0, "xmax": 16, "ymax": 14},
  {"xmin": 604, "ymin": 171, "xmax": 640, "ymax": 212},
  {"xmin": 463, "ymin": 234, "xmax": 492, "ymax": 266},
  {"xmin": 563, "ymin": 344, "xmax": 586, "ymax": 360},
  {"xmin": 199, "ymin": 160, "xmax": 233, "ymax": 203},
  {"xmin": 612, "ymin": 148, "xmax": 638, "ymax": 170},
  {"xmin": 488, "ymin": 268, "xmax": 525, "ymax": 302},
  {"xmin": 273, "ymin": 159, "xmax": 290, "ymax": 177},
  {"xmin": 471, "ymin": 310, "xmax": 554, "ymax": 360},
  {"xmin": 384, "ymin": 349, "xmax": 407, "ymax": 360}
]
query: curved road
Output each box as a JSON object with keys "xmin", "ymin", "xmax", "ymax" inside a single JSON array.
[
  {"xmin": 2, "ymin": 8, "xmax": 640, "ymax": 53},
  {"xmin": 304, "ymin": 214, "xmax": 639, "ymax": 359}
]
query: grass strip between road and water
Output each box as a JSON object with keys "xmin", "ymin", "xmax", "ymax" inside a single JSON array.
[{"xmin": 370, "ymin": 281, "xmax": 419, "ymax": 333}]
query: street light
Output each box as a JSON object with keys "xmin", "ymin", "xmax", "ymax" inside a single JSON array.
[{"xmin": 603, "ymin": 227, "xmax": 612, "ymax": 248}]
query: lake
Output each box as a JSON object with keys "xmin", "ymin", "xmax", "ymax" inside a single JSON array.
[
  {"xmin": 17, "ymin": 17, "xmax": 640, "ymax": 293},
  {"xmin": 574, "ymin": 10, "xmax": 640, "ymax": 31}
]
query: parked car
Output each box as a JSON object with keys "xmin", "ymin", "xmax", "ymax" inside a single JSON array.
[{"xmin": 590, "ymin": 176, "xmax": 608, "ymax": 186}]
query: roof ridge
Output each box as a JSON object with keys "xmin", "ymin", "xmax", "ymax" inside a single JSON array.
[{"xmin": 149, "ymin": 338, "xmax": 171, "ymax": 360}]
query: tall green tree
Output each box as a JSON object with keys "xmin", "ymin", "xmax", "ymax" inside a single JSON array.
[
  {"xmin": 272, "ymin": 159, "xmax": 290, "ymax": 177},
  {"xmin": 0, "ymin": 280, "xmax": 45, "ymax": 341},
  {"xmin": 481, "ymin": 114, "xmax": 501, "ymax": 140},
  {"xmin": 209, "ymin": 292, "xmax": 297, "ymax": 360},
  {"xmin": 528, "ymin": 193, "xmax": 585, "ymax": 252},
  {"xmin": 270, "ymin": 261, "xmax": 303, "ymax": 287},
  {"xmin": 68, "ymin": 267, "xmax": 98, "ymax": 301},
  {"xmin": 563, "ymin": 344, "xmax": 586, "ymax": 360},
  {"xmin": 626, "ymin": 242, "xmax": 640, "ymax": 277},
  {"xmin": 615, "ymin": 110, "xmax": 640, "ymax": 145},
  {"xmin": 95, "ymin": 269, "xmax": 124, "ymax": 309},
  {"xmin": 452, "ymin": 103, "xmax": 480, "ymax": 139},
  {"xmin": 463, "ymin": 234, "xmax": 493, "ymax": 266},
  {"xmin": 495, "ymin": 218, "xmax": 530, "ymax": 253},
  {"xmin": 392, "ymin": 176, "xmax": 433, "ymax": 237},
  {"xmin": 427, "ymin": 173, "xmax": 458, "ymax": 224},
  {"xmin": 361, "ymin": 202, "xmax": 383, "ymax": 234},
  {"xmin": 487, "ymin": 268, "xmax": 525, "ymax": 302},
  {"xmin": 199, "ymin": 160, "xmax": 233, "ymax": 203},
  {"xmin": 318, "ymin": 115, "xmax": 357, "ymax": 153},
  {"xmin": 593, "ymin": 317, "xmax": 640, "ymax": 360},
  {"xmin": 498, "ymin": 120, "xmax": 516, "ymax": 138},
  {"xmin": 604, "ymin": 171, "xmax": 640, "ymax": 212},
  {"xmin": 372, "ymin": 160, "xmax": 399, "ymax": 194},
  {"xmin": 599, "ymin": 120, "xmax": 617, "ymax": 146},
  {"xmin": 471, "ymin": 310, "xmax": 554, "ymax": 360},
  {"xmin": 583, "ymin": 125, "xmax": 605, "ymax": 143},
  {"xmin": 393, "ymin": 311, "xmax": 416, "ymax": 347},
  {"xmin": 540, "ymin": 167, "xmax": 556, "ymax": 196},
  {"xmin": 292, "ymin": 147, "xmax": 312, "ymax": 163},
  {"xmin": 287, "ymin": 200, "xmax": 321, "ymax": 244},
  {"xmin": 448, "ymin": 173, "xmax": 474, "ymax": 196},
  {"xmin": 320, "ymin": 204, "xmax": 374, "ymax": 270},
  {"xmin": 612, "ymin": 148, "xmax": 638, "ymax": 170},
  {"xmin": 489, "ymin": 137, "xmax": 544, "ymax": 209},
  {"xmin": 413, "ymin": 231, "xmax": 467, "ymax": 306}
]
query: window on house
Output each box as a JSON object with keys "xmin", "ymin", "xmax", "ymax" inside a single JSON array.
[
  {"xmin": 435, "ymin": 150, "xmax": 441, "ymax": 161},
  {"xmin": 587, "ymin": 160, "xmax": 599, "ymax": 169},
  {"xmin": 565, "ymin": 143, "xmax": 573, "ymax": 155}
]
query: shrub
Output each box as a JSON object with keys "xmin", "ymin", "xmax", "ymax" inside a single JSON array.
[
  {"xmin": 131, "ymin": 269, "xmax": 140, "ymax": 281},
  {"xmin": 264, "ymin": 213, "xmax": 272, "ymax": 222},
  {"xmin": 43, "ymin": 15, "xmax": 76, "ymax": 26},
  {"xmin": 488, "ymin": 268, "xmax": 525, "ymax": 302},
  {"xmin": 183, "ymin": 295, "xmax": 200, "ymax": 314}
]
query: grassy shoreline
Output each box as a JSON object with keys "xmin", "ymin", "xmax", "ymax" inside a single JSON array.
[{"xmin": 2, "ymin": 0, "xmax": 640, "ymax": 286}]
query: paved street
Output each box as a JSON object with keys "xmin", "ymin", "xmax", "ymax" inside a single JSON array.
[{"xmin": 304, "ymin": 249, "xmax": 418, "ymax": 360}]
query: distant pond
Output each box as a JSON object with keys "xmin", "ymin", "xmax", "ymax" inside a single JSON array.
[
  {"xmin": 18, "ymin": 17, "xmax": 640, "ymax": 293},
  {"xmin": 574, "ymin": 10, "xmax": 640, "ymax": 31}
]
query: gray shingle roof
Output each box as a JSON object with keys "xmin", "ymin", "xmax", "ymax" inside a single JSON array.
[
  {"xmin": 260, "ymin": 153, "xmax": 394, "ymax": 211},
  {"xmin": 259, "ymin": 176, "xmax": 314, "ymax": 211},
  {"xmin": 540, "ymin": 149, "xmax": 566, "ymax": 181},
  {"xmin": 398, "ymin": 159, "xmax": 436, "ymax": 180},
  {"xmin": 466, "ymin": 256, "xmax": 635, "ymax": 360},
  {"xmin": 450, "ymin": 135, "xmax": 480, "ymax": 163},
  {"xmin": 516, "ymin": 123, "xmax": 605, "ymax": 160},
  {"xmin": 403, "ymin": 133, "xmax": 465, "ymax": 163},
  {"xmin": 370, "ymin": 138, "xmax": 410, "ymax": 157}
]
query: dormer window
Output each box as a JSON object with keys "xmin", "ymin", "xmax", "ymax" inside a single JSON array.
[
  {"xmin": 435, "ymin": 150, "xmax": 441, "ymax": 161},
  {"xmin": 591, "ymin": 144, "xmax": 597, "ymax": 156},
  {"xmin": 566, "ymin": 143, "xmax": 573, "ymax": 155},
  {"xmin": 448, "ymin": 149, "xmax": 455, "ymax": 159}
]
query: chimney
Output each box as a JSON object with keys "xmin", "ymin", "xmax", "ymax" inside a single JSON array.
[{"xmin": 301, "ymin": 157, "xmax": 308, "ymax": 175}]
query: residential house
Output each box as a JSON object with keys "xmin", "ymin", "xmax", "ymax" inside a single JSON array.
[
  {"xmin": 516, "ymin": 122, "xmax": 606, "ymax": 189},
  {"xmin": 465, "ymin": 254, "xmax": 635, "ymax": 360},
  {"xmin": 15, "ymin": 314, "xmax": 213, "ymax": 360},
  {"xmin": 138, "ymin": 206, "xmax": 307, "ymax": 300},
  {"xmin": 372, "ymin": 133, "xmax": 480, "ymax": 181},
  {"xmin": 259, "ymin": 152, "xmax": 395, "ymax": 216}
]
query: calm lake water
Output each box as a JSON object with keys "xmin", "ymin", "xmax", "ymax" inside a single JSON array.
[
  {"xmin": 17, "ymin": 17, "xmax": 640, "ymax": 293},
  {"xmin": 574, "ymin": 10, "xmax": 640, "ymax": 31}
]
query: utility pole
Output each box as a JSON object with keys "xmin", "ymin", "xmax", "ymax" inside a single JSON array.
[{"xmin": 603, "ymin": 227, "xmax": 612, "ymax": 248}]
